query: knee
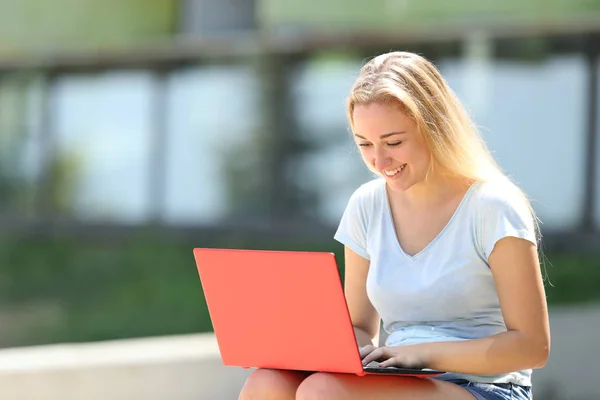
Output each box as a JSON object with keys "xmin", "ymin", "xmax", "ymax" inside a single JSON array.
[
  {"xmin": 296, "ymin": 373, "xmax": 342, "ymax": 400},
  {"xmin": 239, "ymin": 368, "xmax": 303, "ymax": 400}
]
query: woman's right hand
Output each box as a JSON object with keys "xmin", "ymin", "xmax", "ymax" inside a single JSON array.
[{"xmin": 359, "ymin": 344, "xmax": 378, "ymax": 363}]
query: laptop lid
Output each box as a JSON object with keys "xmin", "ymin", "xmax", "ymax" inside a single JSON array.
[{"xmin": 193, "ymin": 248, "xmax": 364, "ymax": 374}]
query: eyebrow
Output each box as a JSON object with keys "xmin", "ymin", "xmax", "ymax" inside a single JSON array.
[{"xmin": 353, "ymin": 131, "xmax": 406, "ymax": 140}]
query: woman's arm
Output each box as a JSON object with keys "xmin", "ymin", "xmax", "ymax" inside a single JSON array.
[
  {"xmin": 365, "ymin": 237, "xmax": 550, "ymax": 374},
  {"xmin": 426, "ymin": 237, "xmax": 550, "ymax": 373},
  {"xmin": 344, "ymin": 246, "xmax": 381, "ymax": 348}
]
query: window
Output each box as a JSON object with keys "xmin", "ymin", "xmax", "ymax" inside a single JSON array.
[
  {"xmin": 178, "ymin": 0, "xmax": 256, "ymax": 36},
  {"xmin": 439, "ymin": 54, "xmax": 588, "ymax": 230},
  {"xmin": 163, "ymin": 65, "xmax": 261, "ymax": 224},
  {"xmin": 52, "ymin": 71, "xmax": 154, "ymax": 223},
  {"xmin": 291, "ymin": 55, "xmax": 374, "ymax": 224}
]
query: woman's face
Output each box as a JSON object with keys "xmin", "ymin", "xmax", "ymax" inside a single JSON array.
[{"xmin": 352, "ymin": 102, "xmax": 432, "ymax": 193}]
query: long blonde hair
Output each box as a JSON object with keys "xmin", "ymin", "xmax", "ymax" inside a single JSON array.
[{"xmin": 347, "ymin": 51, "xmax": 542, "ymax": 245}]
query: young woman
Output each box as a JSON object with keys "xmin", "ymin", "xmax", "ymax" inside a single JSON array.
[{"xmin": 239, "ymin": 51, "xmax": 550, "ymax": 400}]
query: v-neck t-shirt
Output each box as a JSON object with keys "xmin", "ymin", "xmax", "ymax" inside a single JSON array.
[{"xmin": 334, "ymin": 178, "xmax": 537, "ymax": 386}]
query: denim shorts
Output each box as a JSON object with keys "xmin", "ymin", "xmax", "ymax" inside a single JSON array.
[{"xmin": 448, "ymin": 379, "xmax": 532, "ymax": 400}]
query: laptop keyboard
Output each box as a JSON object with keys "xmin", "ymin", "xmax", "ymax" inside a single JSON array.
[
  {"xmin": 363, "ymin": 361, "xmax": 402, "ymax": 370},
  {"xmin": 363, "ymin": 361, "xmax": 441, "ymax": 374}
]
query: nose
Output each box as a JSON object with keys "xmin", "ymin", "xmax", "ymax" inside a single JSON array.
[{"xmin": 373, "ymin": 148, "xmax": 391, "ymax": 171}]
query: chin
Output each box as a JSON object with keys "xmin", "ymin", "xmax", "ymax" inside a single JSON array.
[{"xmin": 385, "ymin": 179, "xmax": 415, "ymax": 192}]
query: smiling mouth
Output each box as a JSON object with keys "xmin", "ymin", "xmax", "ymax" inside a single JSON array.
[{"xmin": 383, "ymin": 164, "xmax": 406, "ymax": 177}]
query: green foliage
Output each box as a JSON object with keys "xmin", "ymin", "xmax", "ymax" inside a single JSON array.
[
  {"xmin": 259, "ymin": 0, "xmax": 600, "ymax": 29},
  {"xmin": 0, "ymin": 233, "xmax": 597, "ymax": 348},
  {"xmin": 543, "ymin": 253, "xmax": 600, "ymax": 305},
  {"xmin": 0, "ymin": 0, "xmax": 177, "ymax": 52},
  {"xmin": 0, "ymin": 233, "xmax": 343, "ymax": 347}
]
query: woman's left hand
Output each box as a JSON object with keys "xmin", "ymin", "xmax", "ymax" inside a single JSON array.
[{"xmin": 361, "ymin": 344, "xmax": 431, "ymax": 369}]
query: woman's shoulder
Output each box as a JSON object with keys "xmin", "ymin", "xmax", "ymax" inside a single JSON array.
[
  {"xmin": 470, "ymin": 179, "xmax": 534, "ymax": 222},
  {"xmin": 341, "ymin": 178, "xmax": 387, "ymax": 219},
  {"xmin": 348, "ymin": 177, "xmax": 386, "ymax": 202},
  {"xmin": 472, "ymin": 179, "xmax": 527, "ymax": 206}
]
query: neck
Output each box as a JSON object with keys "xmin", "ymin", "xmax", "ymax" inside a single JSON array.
[{"xmin": 389, "ymin": 173, "xmax": 471, "ymax": 209}]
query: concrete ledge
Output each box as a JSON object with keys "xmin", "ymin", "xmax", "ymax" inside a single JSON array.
[
  {"xmin": 0, "ymin": 333, "xmax": 252, "ymax": 400},
  {"xmin": 0, "ymin": 304, "xmax": 598, "ymax": 399},
  {"xmin": 0, "ymin": 333, "xmax": 221, "ymax": 372}
]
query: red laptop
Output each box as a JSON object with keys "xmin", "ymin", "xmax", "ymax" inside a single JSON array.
[{"xmin": 193, "ymin": 248, "xmax": 444, "ymax": 377}]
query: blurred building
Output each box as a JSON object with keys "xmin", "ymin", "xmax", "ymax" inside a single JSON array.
[{"xmin": 1, "ymin": 0, "xmax": 599, "ymax": 243}]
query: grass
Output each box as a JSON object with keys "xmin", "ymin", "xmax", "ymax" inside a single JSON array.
[{"xmin": 0, "ymin": 233, "xmax": 598, "ymax": 348}]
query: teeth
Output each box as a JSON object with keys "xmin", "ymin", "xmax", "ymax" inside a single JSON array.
[{"xmin": 384, "ymin": 164, "xmax": 405, "ymax": 176}]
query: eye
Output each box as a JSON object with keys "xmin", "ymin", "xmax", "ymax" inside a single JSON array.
[
  {"xmin": 358, "ymin": 143, "xmax": 372, "ymax": 148},
  {"xmin": 387, "ymin": 141, "xmax": 402, "ymax": 147}
]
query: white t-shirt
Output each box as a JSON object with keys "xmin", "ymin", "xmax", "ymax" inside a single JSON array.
[{"xmin": 334, "ymin": 177, "xmax": 537, "ymax": 386}]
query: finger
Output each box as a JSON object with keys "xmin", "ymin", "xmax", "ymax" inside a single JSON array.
[
  {"xmin": 363, "ymin": 347, "xmax": 396, "ymax": 365},
  {"xmin": 359, "ymin": 345, "xmax": 376, "ymax": 359},
  {"xmin": 379, "ymin": 356, "xmax": 423, "ymax": 369},
  {"xmin": 361, "ymin": 348, "xmax": 384, "ymax": 365},
  {"xmin": 377, "ymin": 357, "xmax": 398, "ymax": 368}
]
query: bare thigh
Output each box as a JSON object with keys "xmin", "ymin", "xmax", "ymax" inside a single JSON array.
[
  {"xmin": 239, "ymin": 368, "xmax": 311, "ymax": 400},
  {"xmin": 296, "ymin": 373, "xmax": 477, "ymax": 400}
]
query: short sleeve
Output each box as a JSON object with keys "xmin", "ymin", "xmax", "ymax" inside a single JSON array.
[
  {"xmin": 334, "ymin": 186, "xmax": 371, "ymax": 260},
  {"xmin": 477, "ymin": 184, "xmax": 538, "ymax": 261}
]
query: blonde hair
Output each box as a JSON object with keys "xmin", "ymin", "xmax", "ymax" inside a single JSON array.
[{"xmin": 347, "ymin": 51, "xmax": 542, "ymax": 244}]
